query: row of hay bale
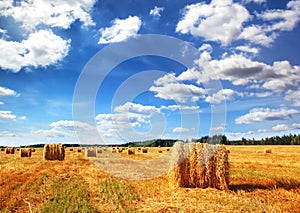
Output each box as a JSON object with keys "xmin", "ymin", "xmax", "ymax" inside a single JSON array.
[
  {"xmin": 169, "ymin": 142, "xmax": 229, "ymax": 190},
  {"xmin": 1, "ymin": 147, "xmax": 35, "ymax": 155}
]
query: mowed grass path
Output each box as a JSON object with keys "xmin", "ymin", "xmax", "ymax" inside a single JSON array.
[{"xmin": 0, "ymin": 146, "xmax": 300, "ymax": 212}]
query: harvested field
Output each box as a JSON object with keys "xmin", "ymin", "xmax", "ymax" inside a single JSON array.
[{"xmin": 0, "ymin": 146, "xmax": 300, "ymax": 212}]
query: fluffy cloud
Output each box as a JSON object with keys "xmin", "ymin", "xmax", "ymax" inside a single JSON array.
[
  {"xmin": 179, "ymin": 51, "xmax": 300, "ymax": 94},
  {"xmin": 98, "ymin": 16, "xmax": 142, "ymax": 44},
  {"xmin": 0, "ymin": 0, "xmax": 96, "ymax": 31},
  {"xmin": 0, "ymin": 131, "xmax": 16, "ymax": 137},
  {"xmin": 0, "ymin": 86, "xmax": 17, "ymax": 97},
  {"xmin": 176, "ymin": 0, "xmax": 250, "ymax": 45},
  {"xmin": 149, "ymin": 6, "xmax": 164, "ymax": 17},
  {"xmin": 150, "ymin": 73, "xmax": 206, "ymax": 103},
  {"xmin": 0, "ymin": 29, "xmax": 70, "ymax": 72},
  {"xmin": 235, "ymin": 45, "xmax": 260, "ymax": 54},
  {"xmin": 160, "ymin": 105, "xmax": 199, "ymax": 111},
  {"xmin": 173, "ymin": 127, "xmax": 189, "ymax": 133},
  {"xmin": 0, "ymin": 110, "xmax": 16, "ymax": 120},
  {"xmin": 235, "ymin": 108, "xmax": 299, "ymax": 124},
  {"xmin": 114, "ymin": 102, "xmax": 160, "ymax": 115},
  {"xmin": 205, "ymin": 89, "xmax": 238, "ymax": 104}
]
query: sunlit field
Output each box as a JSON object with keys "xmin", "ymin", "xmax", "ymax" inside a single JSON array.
[{"xmin": 0, "ymin": 145, "xmax": 300, "ymax": 212}]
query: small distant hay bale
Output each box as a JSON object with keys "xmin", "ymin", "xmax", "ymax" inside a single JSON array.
[
  {"xmin": 127, "ymin": 149, "xmax": 135, "ymax": 155},
  {"xmin": 141, "ymin": 148, "xmax": 148, "ymax": 153},
  {"xmin": 43, "ymin": 144, "xmax": 65, "ymax": 161},
  {"xmin": 169, "ymin": 142, "xmax": 229, "ymax": 190},
  {"xmin": 69, "ymin": 148, "xmax": 74, "ymax": 151},
  {"xmin": 77, "ymin": 148, "xmax": 82, "ymax": 152},
  {"xmin": 166, "ymin": 148, "xmax": 170, "ymax": 152},
  {"xmin": 121, "ymin": 147, "xmax": 126, "ymax": 151},
  {"xmin": 265, "ymin": 149, "xmax": 272, "ymax": 154},
  {"xmin": 31, "ymin": 148, "xmax": 36, "ymax": 152},
  {"xmin": 118, "ymin": 149, "xmax": 123, "ymax": 153},
  {"xmin": 0, "ymin": 148, "xmax": 4, "ymax": 151},
  {"xmin": 86, "ymin": 149, "xmax": 96, "ymax": 157},
  {"xmin": 20, "ymin": 148, "xmax": 31, "ymax": 157},
  {"xmin": 158, "ymin": 150, "xmax": 163, "ymax": 153},
  {"xmin": 111, "ymin": 148, "xmax": 117, "ymax": 153},
  {"xmin": 5, "ymin": 147, "xmax": 15, "ymax": 154},
  {"xmin": 16, "ymin": 148, "xmax": 20, "ymax": 151},
  {"xmin": 138, "ymin": 147, "xmax": 141, "ymax": 151},
  {"xmin": 97, "ymin": 149, "xmax": 102, "ymax": 154}
]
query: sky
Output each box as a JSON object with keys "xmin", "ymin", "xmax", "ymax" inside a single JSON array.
[{"xmin": 0, "ymin": 0, "xmax": 300, "ymax": 146}]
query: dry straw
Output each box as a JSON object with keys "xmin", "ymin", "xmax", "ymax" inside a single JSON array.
[
  {"xmin": 20, "ymin": 148, "xmax": 32, "ymax": 157},
  {"xmin": 5, "ymin": 147, "xmax": 15, "ymax": 154},
  {"xmin": 86, "ymin": 149, "xmax": 97, "ymax": 157},
  {"xmin": 169, "ymin": 142, "xmax": 229, "ymax": 190},
  {"xmin": 43, "ymin": 144, "xmax": 65, "ymax": 161}
]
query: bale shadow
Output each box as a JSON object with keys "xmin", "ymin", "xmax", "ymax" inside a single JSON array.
[{"xmin": 230, "ymin": 178, "xmax": 300, "ymax": 192}]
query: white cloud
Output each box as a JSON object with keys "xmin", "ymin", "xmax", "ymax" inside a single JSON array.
[
  {"xmin": 238, "ymin": 25, "xmax": 276, "ymax": 46},
  {"xmin": 285, "ymin": 90, "xmax": 300, "ymax": 106},
  {"xmin": 160, "ymin": 105, "xmax": 199, "ymax": 111},
  {"xmin": 235, "ymin": 107, "xmax": 299, "ymax": 124},
  {"xmin": 205, "ymin": 89, "xmax": 238, "ymax": 104},
  {"xmin": 98, "ymin": 16, "xmax": 142, "ymax": 44},
  {"xmin": 0, "ymin": 86, "xmax": 17, "ymax": 97},
  {"xmin": 149, "ymin": 6, "xmax": 164, "ymax": 17},
  {"xmin": 0, "ymin": 131, "xmax": 16, "ymax": 137},
  {"xmin": 150, "ymin": 82, "xmax": 206, "ymax": 103},
  {"xmin": 173, "ymin": 127, "xmax": 190, "ymax": 133},
  {"xmin": 259, "ymin": 0, "xmax": 300, "ymax": 32},
  {"xmin": 0, "ymin": 102, "xmax": 3, "ymax": 105},
  {"xmin": 235, "ymin": 45, "xmax": 260, "ymax": 54},
  {"xmin": 0, "ymin": 0, "xmax": 96, "ymax": 31},
  {"xmin": 114, "ymin": 102, "xmax": 160, "ymax": 115},
  {"xmin": 199, "ymin": 43, "xmax": 213, "ymax": 52},
  {"xmin": 242, "ymin": 0, "xmax": 266, "ymax": 4},
  {"xmin": 0, "ymin": 29, "xmax": 70, "ymax": 72},
  {"xmin": 0, "ymin": 110, "xmax": 16, "ymax": 120},
  {"xmin": 176, "ymin": 0, "xmax": 250, "ymax": 45}
]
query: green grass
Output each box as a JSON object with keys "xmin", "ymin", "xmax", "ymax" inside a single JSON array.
[
  {"xmin": 97, "ymin": 177, "xmax": 139, "ymax": 212},
  {"xmin": 41, "ymin": 177, "xmax": 95, "ymax": 213}
]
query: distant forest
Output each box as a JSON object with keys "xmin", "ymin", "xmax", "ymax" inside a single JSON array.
[{"xmin": 2, "ymin": 134, "xmax": 300, "ymax": 148}]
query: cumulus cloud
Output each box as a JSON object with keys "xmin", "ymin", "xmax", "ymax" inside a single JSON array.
[
  {"xmin": 235, "ymin": 45, "xmax": 260, "ymax": 54},
  {"xmin": 0, "ymin": 29, "xmax": 70, "ymax": 72},
  {"xmin": 98, "ymin": 16, "xmax": 142, "ymax": 44},
  {"xmin": 160, "ymin": 105, "xmax": 200, "ymax": 111},
  {"xmin": 173, "ymin": 127, "xmax": 189, "ymax": 133},
  {"xmin": 0, "ymin": 131, "xmax": 16, "ymax": 137},
  {"xmin": 205, "ymin": 89, "xmax": 238, "ymax": 104},
  {"xmin": 149, "ymin": 6, "xmax": 164, "ymax": 17},
  {"xmin": 0, "ymin": 110, "xmax": 16, "ymax": 120},
  {"xmin": 176, "ymin": 0, "xmax": 250, "ymax": 45},
  {"xmin": 0, "ymin": 86, "xmax": 17, "ymax": 97},
  {"xmin": 0, "ymin": 0, "xmax": 96, "ymax": 31},
  {"xmin": 235, "ymin": 107, "xmax": 299, "ymax": 124}
]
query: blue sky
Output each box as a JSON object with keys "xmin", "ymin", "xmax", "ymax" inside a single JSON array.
[{"xmin": 0, "ymin": 0, "xmax": 300, "ymax": 146}]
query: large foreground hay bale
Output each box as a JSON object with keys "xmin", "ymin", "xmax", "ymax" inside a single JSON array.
[
  {"xmin": 5, "ymin": 147, "xmax": 15, "ymax": 154},
  {"xmin": 169, "ymin": 142, "xmax": 229, "ymax": 190},
  {"xmin": 43, "ymin": 144, "xmax": 65, "ymax": 161},
  {"xmin": 20, "ymin": 148, "xmax": 32, "ymax": 157},
  {"xmin": 86, "ymin": 149, "xmax": 96, "ymax": 157}
]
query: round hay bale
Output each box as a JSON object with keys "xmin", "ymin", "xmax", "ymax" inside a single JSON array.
[
  {"xmin": 97, "ymin": 149, "xmax": 102, "ymax": 154},
  {"xmin": 69, "ymin": 148, "xmax": 74, "ymax": 151},
  {"xmin": 16, "ymin": 148, "xmax": 20, "ymax": 151},
  {"xmin": 169, "ymin": 142, "xmax": 229, "ymax": 190},
  {"xmin": 166, "ymin": 148, "xmax": 170, "ymax": 152},
  {"xmin": 0, "ymin": 148, "xmax": 4, "ymax": 152},
  {"xmin": 77, "ymin": 148, "xmax": 82, "ymax": 152},
  {"xmin": 158, "ymin": 150, "xmax": 163, "ymax": 153},
  {"xmin": 31, "ymin": 148, "xmax": 36, "ymax": 152},
  {"xmin": 127, "ymin": 148, "xmax": 135, "ymax": 155},
  {"xmin": 138, "ymin": 147, "xmax": 141, "ymax": 151},
  {"xmin": 20, "ymin": 148, "xmax": 32, "ymax": 157},
  {"xmin": 265, "ymin": 149, "xmax": 272, "ymax": 154},
  {"xmin": 86, "ymin": 149, "xmax": 97, "ymax": 157},
  {"xmin": 5, "ymin": 147, "xmax": 15, "ymax": 154},
  {"xmin": 43, "ymin": 144, "xmax": 65, "ymax": 161},
  {"xmin": 141, "ymin": 148, "xmax": 148, "ymax": 153}
]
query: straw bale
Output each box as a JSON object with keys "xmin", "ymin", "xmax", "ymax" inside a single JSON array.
[
  {"xmin": 265, "ymin": 149, "xmax": 272, "ymax": 154},
  {"xmin": 127, "ymin": 148, "xmax": 135, "ymax": 155},
  {"xmin": 5, "ymin": 147, "xmax": 15, "ymax": 154},
  {"xmin": 20, "ymin": 148, "xmax": 32, "ymax": 157},
  {"xmin": 169, "ymin": 142, "xmax": 229, "ymax": 190},
  {"xmin": 86, "ymin": 149, "xmax": 96, "ymax": 157},
  {"xmin": 43, "ymin": 144, "xmax": 65, "ymax": 161},
  {"xmin": 141, "ymin": 148, "xmax": 148, "ymax": 153}
]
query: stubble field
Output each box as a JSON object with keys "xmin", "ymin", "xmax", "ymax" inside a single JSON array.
[{"xmin": 0, "ymin": 145, "xmax": 300, "ymax": 212}]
